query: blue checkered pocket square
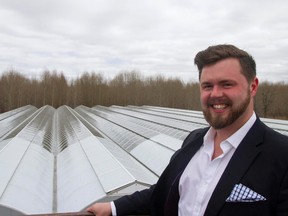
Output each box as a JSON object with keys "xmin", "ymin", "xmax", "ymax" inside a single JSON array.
[{"xmin": 226, "ymin": 183, "xmax": 267, "ymax": 202}]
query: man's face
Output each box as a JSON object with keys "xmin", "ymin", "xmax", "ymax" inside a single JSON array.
[{"xmin": 200, "ymin": 58, "xmax": 257, "ymax": 129}]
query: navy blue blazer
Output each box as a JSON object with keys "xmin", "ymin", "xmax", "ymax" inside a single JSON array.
[{"xmin": 114, "ymin": 118, "xmax": 288, "ymax": 216}]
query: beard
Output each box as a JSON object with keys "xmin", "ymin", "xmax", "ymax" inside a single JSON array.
[{"xmin": 202, "ymin": 90, "xmax": 251, "ymax": 129}]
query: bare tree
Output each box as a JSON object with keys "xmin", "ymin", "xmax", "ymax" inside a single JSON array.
[{"xmin": 0, "ymin": 70, "xmax": 287, "ymax": 120}]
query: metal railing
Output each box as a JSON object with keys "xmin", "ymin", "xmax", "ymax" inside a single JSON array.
[
  {"xmin": 29, "ymin": 212, "xmax": 94, "ymax": 216},
  {"xmin": 28, "ymin": 212, "xmax": 148, "ymax": 216}
]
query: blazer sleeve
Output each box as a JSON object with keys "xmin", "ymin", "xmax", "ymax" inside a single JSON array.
[
  {"xmin": 114, "ymin": 185, "xmax": 155, "ymax": 215},
  {"xmin": 276, "ymin": 148, "xmax": 288, "ymax": 216}
]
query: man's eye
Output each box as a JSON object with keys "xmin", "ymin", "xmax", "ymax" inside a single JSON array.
[
  {"xmin": 223, "ymin": 83, "xmax": 233, "ymax": 88},
  {"xmin": 202, "ymin": 85, "xmax": 212, "ymax": 90}
]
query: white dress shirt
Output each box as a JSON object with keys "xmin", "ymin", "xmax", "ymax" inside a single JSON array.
[{"xmin": 178, "ymin": 112, "xmax": 256, "ymax": 216}]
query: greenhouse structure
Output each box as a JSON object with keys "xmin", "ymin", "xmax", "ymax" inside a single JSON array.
[{"xmin": 0, "ymin": 105, "xmax": 287, "ymax": 215}]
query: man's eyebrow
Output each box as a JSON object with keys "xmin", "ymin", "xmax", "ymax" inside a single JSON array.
[
  {"xmin": 219, "ymin": 79, "xmax": 237, "ymax": 84},
  {"xmin": 200, "ymin": 79, "xmax": 236, "ymax": 85},
  {"xmin": 200, "ymin": 81, "xmax": 212, "ymax": 85}
]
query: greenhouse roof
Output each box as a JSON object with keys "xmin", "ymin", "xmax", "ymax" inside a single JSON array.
[{"xmin": 0, "ymin": 105, "xmax": 287, "ymax": 215}]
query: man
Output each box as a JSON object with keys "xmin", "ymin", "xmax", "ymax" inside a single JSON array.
[{"xmin": 87, "ymin": 44, "xmax": 288, "ymax": 216}]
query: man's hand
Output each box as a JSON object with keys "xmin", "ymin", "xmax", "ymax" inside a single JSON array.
[{"xmin": 86, "ymin": 202, "xmax": 112, "ymax": 216}]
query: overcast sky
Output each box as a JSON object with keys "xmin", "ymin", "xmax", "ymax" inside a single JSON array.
[{"xmin": 0, "ymin": 0, "xmax": 288, "ymax": 83}]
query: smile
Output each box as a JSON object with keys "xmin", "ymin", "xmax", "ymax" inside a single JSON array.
[{"xmin": 212, "ymin": 104, "xmax": 227, "ymax": 109}]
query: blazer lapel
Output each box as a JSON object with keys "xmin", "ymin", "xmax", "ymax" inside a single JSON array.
[
  {"xmin": 166, "ymin": 127, "xmax": 209, "ymax": 177},
  {"xmin": 204, "ymin": 118, "xmax": 265, "ymax": 216}
]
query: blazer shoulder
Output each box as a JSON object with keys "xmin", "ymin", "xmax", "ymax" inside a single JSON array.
[
  {"xmin": 181, "ymin": 127, "xmax": 209, "ymax": 148},
  {"xmin": 169, "ymin": 127, "xmax": 208, "ymax": 161},
  {"xmin": 263, "ymin": 122, "xmax": 288, "ymax": 149},
  {"xmin": 254, "ymin": 119, "xmax": 288, "ymax": 161}
]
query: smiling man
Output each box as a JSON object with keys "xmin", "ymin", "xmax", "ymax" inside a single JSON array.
[
  {"xmin": 198, "ymin": 56, "xmax": 258, "ymax": 159},
  {"xmin": 87, "ymin": 44, "xmax": 288, "ymax": 216}
]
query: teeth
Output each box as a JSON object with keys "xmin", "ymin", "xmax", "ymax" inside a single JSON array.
[{"xmin": 213, "ymin": 104, "xmax": 226, "ymax": 109}]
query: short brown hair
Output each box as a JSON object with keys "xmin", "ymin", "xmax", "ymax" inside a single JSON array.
[{"xmin": 194, "ymin": 44, "xmax": 256, "ymax": 82}]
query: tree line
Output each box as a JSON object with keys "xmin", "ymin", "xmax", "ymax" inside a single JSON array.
[{"xmin": 0, "ymin": 70, "xmax": 287, "ymax": 119}]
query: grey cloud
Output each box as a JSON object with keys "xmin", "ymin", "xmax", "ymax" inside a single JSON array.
[{"xmin": 0, "ymin": 0, "xmax": 287, "ymax": 83}]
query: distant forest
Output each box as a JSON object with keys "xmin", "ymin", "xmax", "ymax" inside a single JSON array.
[{"xmin": 0, "ymin": 70, "xmax": 287, "ymax": 119}]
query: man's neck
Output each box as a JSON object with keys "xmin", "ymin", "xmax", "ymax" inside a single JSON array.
[{"xmin": 212, "ymin": 111, "xmax": 255, "ymax": 160}]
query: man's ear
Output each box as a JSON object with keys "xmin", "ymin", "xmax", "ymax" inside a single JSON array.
[{"xmin": 250, "ymin": 77, "xmax": 259, "ymax": 96}]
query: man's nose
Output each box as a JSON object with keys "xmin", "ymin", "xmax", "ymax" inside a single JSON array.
[{"xmin": 210, "ymin": 86, "xmax": 223, "ymax": 97}]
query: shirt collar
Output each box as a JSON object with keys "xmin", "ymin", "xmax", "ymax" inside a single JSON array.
[
  {"xmin": 203, "ymin": 112, "xmax": 257, "ymax": 149},
  {"xmin": 227, "ymin": 112, "xmax": 256, "ymax": 148}
]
